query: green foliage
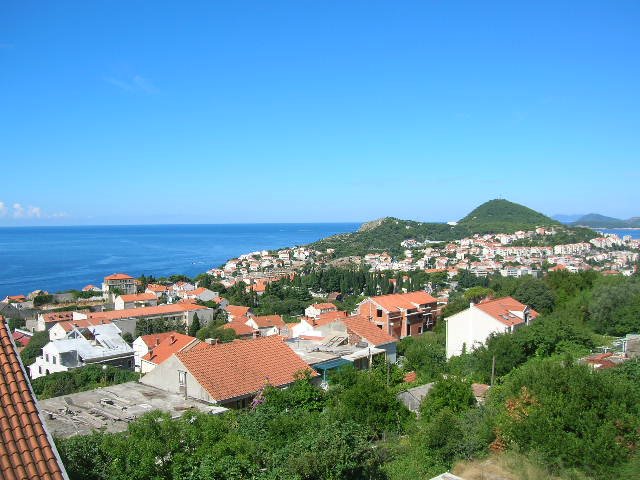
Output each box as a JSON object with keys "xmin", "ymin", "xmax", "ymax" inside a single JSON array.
[
  {"xmin": 401, "ymin": 333, "xmax": 446, "ymax": 382},
  {"xmin": 31, "ymin": 364, "xmax": 139, "ymax": 399},
  {"xmin": 420, "ymin": 376, "xmax": 476, "ymax": 418},
  {"xmin": 7, "ymin": 317, "xmax": 25, "ymax": 331},
  {"xmin": 490, "ymin": 358, "xmax": 640, "ymax": 478},
  {"xmin": 121, "ymin": 332, "xmax": 134, "ymax": 344},
  {"xmin": 458, "ymin": 199, "xmax": 561, "ymax": 234},
  {"xmin": 134, "ymin": 317, "xmax": 185, "ymax": 337},
  {"xmin": 188, "ymin": 313, "xmax": 201, "ymax": 337},
  {"xmin": 587, "ymin": 275, "xmax": 640, "ymax": 335},
  {"xmin": 196, "ymin": 317, "xmax": 236, "ymax": 343},
  {"xmin": 20, "ymin": 330, "xmax": 49, "ymax": 366},
  {"xmin": 464, "ymin": 286, "xmax": 495, "ymax": 304},
  {"xmin": 33, "ymin": 294, "xmax": 54, "ymax": 306}
]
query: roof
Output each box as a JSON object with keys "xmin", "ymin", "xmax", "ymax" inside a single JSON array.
[
  {"xmin": 223, "ymin": 321, "xmax": 257, "ymax": 336},
  {"xmin": 0, "ymin": 317, "xmax": 68, "ymax": 479},
  {"xmin": 224, "ymin": 305, "xmax": 251, "ymax": 318},
  {"xmin": 139, "ymin": 331, "xmax": 176, "ymax": 348},
  {"xmin": 57, "ymin": 318, "xmax": 113, "ymax": 332},
  {"xmin": 343, "ymin": 315, "xmax": 397, "ymax": 346},
  {"xmin": 311, "ymin": 303, "xmax": 337, "ymax": 310},
  {"xmin": 81, "ymin": 285, "xmax": 99, "ymax": 291},
  {"xmin": 474, "ymin": 296, "xmax": 538, "ymax": 326},
  {"xmin": 104, "ymin": 273, "xmax": 134, "ymax": 281},
  {"xmin": 176, "ymin": 336, "xmax": 316, "ymax": 402},
  {"xmin": 311, "ymin": 310, "xmax": 348, "ymax": 326},
  {"xmin": 89, "ymin": 303, "xmax": 208, "ymax": 321},
  {"xmin": 143, "ymin": 333, "xmax": 199, "ymax": 365},
  {"xmin": 118, "ymin": 293, "xmax": 156, "ymax": 302},
  {"xmin": 12, "ymin": 330, "xmax": 32, "ymax": 347},
  {"xmin": 146, "ymin": 284, "xmax": 168, "ymax": 292},
  {"xmin": 41, "ymin": 311, "xmax": 89, "ymax": 324},
  {"xmin": 251, "ymin": 315, "xmax": 285, "ymax": 328},
  {"xmin": 365, "ymin": 291, "xmax": 437, "ymax": 313},
  {"xmin": 6, "ymin": 295, "xmax": 27, "ymax": 303}
]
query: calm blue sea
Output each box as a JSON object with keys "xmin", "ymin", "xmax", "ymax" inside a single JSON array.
[
  {"xmin": 0, "ymin": 223, "xmax": 359, "ymax": 298},
  {"xmin": 596, "ymin": 229, "xmax": 640, "ymax": 239}
]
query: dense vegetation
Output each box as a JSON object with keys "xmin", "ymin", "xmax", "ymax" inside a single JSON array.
[
  {"xmin": 56, "ymin": 270, "xmax": 640, "ymax": 479},
  {"xmin": 31, "ymin": 364, "xmax": 139, "ymax": 399},
  {"xmin": 310, "ymin": 199, "xmax": 595, "ymax": 257}
]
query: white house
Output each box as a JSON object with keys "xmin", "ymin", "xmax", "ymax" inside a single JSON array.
[
  {"xmin": 114, "ymin": 292, "xmax": 158, "ymax": 310},
  {"xmin": 245, "ymin": 315, "xmax": 285, "ymax": 337},
  {"xmin": 304, "ymin": 303, "xmax": 337, "ymax": 319},
  {"xmin": 445, "ymin": 297, "xmax": 538, "ymax": 359},
  {"xmin": 29, "ymin": 323, "xmax": 134, "ymax": 379},
  {"xmin": 181, "ymin": 287, "xmax": 218, "ymax": 302}
]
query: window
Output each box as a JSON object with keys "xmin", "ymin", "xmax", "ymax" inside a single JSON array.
[
  {"xmin": 178, "ymin": 370, "xmax": 187, "ymax": 386},
  {"xmin": 52, "ymin": 356, "xmax": 57, "ymax": 365},
  {"xmin": 45, "ymin": 354, "xmax": 49, "ymax": 363},
  {"xmin": 376, "ymin": 309, "xmax": 383, "ymax": 318}
]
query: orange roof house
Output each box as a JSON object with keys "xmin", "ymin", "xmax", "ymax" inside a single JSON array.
[
  {"xmin": 140, "ymin": 336, "xmax": 316, "ymax": 408},
  {"xmin": 140, "ymin": 332, "xmax": 201, "ymax": 373},
  {"xmin": 223, "ymin": 321, "xmax": 257, "ymax": 338},
  {"xmin": 104, "ymin": 273, "xmax": 134, "ymax": 281},
  {"xmin": 343, "ymin": 315, "xmax": 397, "ymax": 347},
  {"xmin": 0, "ymin": 316, "xmax": 68, "ymax": 479},
  {"xmin": 224, "ymin": 305, "xmax": 251, "ymax": 320},
  {"xmin": 357, "ymin": 290, "xmax": 438, "ymax": 339}
]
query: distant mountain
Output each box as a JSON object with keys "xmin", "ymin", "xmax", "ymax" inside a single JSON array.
[
  {"xmin": 571, "ymin": 213, "xmax": 640, "ymax": 228},
  {"xmin": 553, "ymin": 214, "xmax": 585, "ymax": 224},
  {"xmin": 309, "ymin": 199, "xmax": 589, "ymax": 258},
  {"xmin": 457, "ymin": 199, "xmax": 560, "ymax": 234}
]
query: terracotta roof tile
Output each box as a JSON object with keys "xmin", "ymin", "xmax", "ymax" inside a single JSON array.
[
  {"xmin": 142, "ymin": 333, "xmax": 199, "ymax": 365},
  {"xmin": 366, "ymin": 291, "xmax": 437, "ymax": 312},
  {"xmin": 252, "ymin": 315, "xmax": 285, "ymax": 328},
  {"xmin": 118, "ymin": 293, "xmax": 156, "ymax": 302},
  {"xmin": 139, "ymin": 331, "xmax": 176, "ymax": 348},
  {"xmin": 90, "ymin": 303, "xmax": 207, "ymax": 321},
  {"xmin": 176, "ymin": 336, "xmax": 316, "ymax": 402},
  {"xmin": 0, "ymin": 316, "xmax": 67, "ymax": 479},
  {"xmin": 224, "ymin": 305, "xmax": 251, "ymax": 318},
  {"xmin": 311, "ymin": 303, "xmax": 337, "ymax": 310},
  {"xmin": 475, "ymin": 296, "xmax": 538, "ymax": 326},
  {"xmin": 223, "ymin": 321, "xmax": 257, "ymax": 336},
  {"xmin": 104, "ymin": 273, "xmax": 134, "ymax": 280},
  {"xmin": 343, "ymin": 315, "xmax": 397, "ymax": 346}
]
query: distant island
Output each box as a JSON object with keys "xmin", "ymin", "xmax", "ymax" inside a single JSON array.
[{"xmin": 569, "ymin": 213, "xmax": 640, "ymax": 229}]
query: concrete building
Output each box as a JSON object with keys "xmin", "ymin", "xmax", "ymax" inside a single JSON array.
[
  {"xmin": 114, "ymin": 292, "xmax": 158, "ymax": 310},
  {"xmin": 357, "ymin": 291, "xmax": 438, "ymax": 339},
  {"xmin": 102, "ymin": 273, "xmax": 137, "ymax": 297},
  {"xmin": 304, "ymin": 302, "xmax": 337, "ymax": 319}
]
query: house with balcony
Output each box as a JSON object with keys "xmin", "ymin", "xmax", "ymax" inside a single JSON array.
[
  {"xmin": 102, "ymin": 273, "xmax": 137, "ymax": 298},
  {"xmin": 356, "ymin": 291, "xmax": 438, "ymax": 340}
]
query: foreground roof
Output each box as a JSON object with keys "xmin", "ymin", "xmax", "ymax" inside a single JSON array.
[
  {"xmin": 143, "ymin": 332, "xmax": 199, "ymax": 365},
  {"xmin": 0, "ymin": 317, "xmax": 68, "ymax": 479},
  {"xmin": 177, "ymin": 336, "xmax": 315, "ymax": 402},
  {"xmin": 343, "ymin": 315, "xmax": 397, "ymax": 346}
]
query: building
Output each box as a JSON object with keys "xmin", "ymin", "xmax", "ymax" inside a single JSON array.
[
  {"xmin": 141, "ymin": 336, "xmax": 316, "ymax": 408},
  {"xmin": 36, "ymin": 310, "xmax": 91, "ymax": 332},
  {"xmin": 245, "ymin": 315, "xmax": 286, "ymax": 337},
  {"xmin": 357, "ymin": 291, "xmax": 438, "ymax": 339},
  {"xmin": 342, "ymin": 315, "xmax": 398, "ymax": 363},
  {"xmin": 0, "ymin": 316, "xmax": 69, "ymax": 479},
  {"xmin": 145, "ymin": 284, "xmax": 169, "ymax": 298},
  {"xmin": 29, "ymin": 323, "xmax": 134, "ymax": 379},
  {"xmin": 114, "ymin": 292, "xmax": 158, "ymax": 310},
  {"xmin": 181, "ymin": 287, "xmax": 218, "ymax": 302},
  {"xmin": 222, "ymin": 320, "xmax": 257, "ymax": 339},
  {"xmin": 304, "ymin": 302, "xmax": 338, "ymax": 319},
  {"xmin": 290, "ymin": 310, "xmax": 349, "ymax": 338},
  {"xmin": 133, "ymin": 331, "xmax": 177, "ymax": 372},
  {"xmin": 445, "ymin": 297, "xmax": 538, "ymax": 358},
  {"xmin": 139, "ymin": 332, "xmax": 201, "ymax": 374},
  {"xmin": 48, "ymin": 318, "xmax": 114, "ymax": 340},
  {"xmin": 224, "ymin": 305, "xmax": 251, "ymax": 322},
  {"xmin": 102, "ymin": 273, "xmax": 137, "ymax": 297}
]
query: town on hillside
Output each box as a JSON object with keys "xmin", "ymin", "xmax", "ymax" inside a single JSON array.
[{"xmin": 2, "ymin": 222, "xmax": 640, "ymax": 479}]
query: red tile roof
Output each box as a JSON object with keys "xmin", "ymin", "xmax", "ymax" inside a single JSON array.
[
  {"xmin": 57, "ymin": 318, "xmax": 113, "ymax": 332},
  {"xmin": 366, "ymin": 291, "xmax": 437, "ymax": 313},
  {"xmin": 312, "ymin": 310, "xmax": 348, "ymax": 326},
  {"xmin": 188, "ymin": 287, "xmax": 208, "ymax": 296},
  {"xmin": 118, "ymin": 293, "xmax": 156, "ymax": 302},
  {"xmin": 143, "ymin": 333, "xmax": 199, "ymax": 365},
  {"xmin": 224, "ymin": 305, "xmax": 251, "ymax": 319},
  {"xmin": 343, "ymin": 315, "xmax": 397, "ymax": 346},
  {"xmin": 6, "ymin": 295, "xmax": 27, "ymax": 303},
  {"xmin": 0, "ymin": 317, "xmax": 68, "ymax": 479},
  {"xmin": 90, "ymin": 303, "xmax": 208, "ymax": 321},
  {"xmin": 139, "ymin": 331, "xmax": 176, "ymax": 348},
  {"xmin": 311, "ymin": 303, "xmax": 337, "ymax": 311},
  {"xmin": 81, "ymin": 285, "xmax": 99, "ymax": 292},
  {"xmin": 104, "ymin": 273, "xmax": 134, "ymax": 281},
  {"xmin": 475, "ymin": 296, "xmax": 538, "ymax": 326},
  {"xmin": 176, "ymin": 336, "xmax": 316, "ymax": 402},
  {"xmin": 223, "ymin": 321, "xmax": 257, "ymax": 336},
  {"xmin": 12, "ymin": 330, "xmax": 32, "ymax": 347},
  {"xmin": 146, "ymin": 284, "xmax": 168, "ymax": 292},
  {"xmin": 251, "ymin": 315, "xmax": 285, "ymax": 328}
]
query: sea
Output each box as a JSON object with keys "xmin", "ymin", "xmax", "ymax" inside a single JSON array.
[
  {"xmin": 0, "ymin": 223, "xmax": 359, "ymax": 299},
  {"xmin": 596, "ymin": 228, "xmax": 640, "ymax": 239}
]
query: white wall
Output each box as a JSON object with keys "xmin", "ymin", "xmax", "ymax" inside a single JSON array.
[{"xmin": 445, "ymin": 306, "xmax": 510, "ymax": 359}]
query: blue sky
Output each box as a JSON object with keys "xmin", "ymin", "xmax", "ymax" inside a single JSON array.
[{"xmin": 1, "ymin": 1, "xmax": 639, "ymax": 225}]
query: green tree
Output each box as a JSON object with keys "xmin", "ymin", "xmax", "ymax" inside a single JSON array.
[
  {"xmin": 420, "ymin": 376, "xmax": 476, "ymax": 418},
  {"xmin": 20, "ymin": 330, "xmax": 49, "ymax": 366},
  {"xmin": 188, "ymin": 313, "xmax": 201, "ymax": 337}
]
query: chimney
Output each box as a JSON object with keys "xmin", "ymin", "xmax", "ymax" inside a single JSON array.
[
  {"xmin": 155, "ymin": 337, "xmax": 160, "ymax": 346},
  {"xmin": 149, "ymin": 348, "xmax": 154, "ymax": 358},
  {"xmin": 205, "ymin": 338, "xmax": 219, "ymax": 345},
  {"xmin": 170, "ymin": 334, "xmax": 176, "ymax": 344}
]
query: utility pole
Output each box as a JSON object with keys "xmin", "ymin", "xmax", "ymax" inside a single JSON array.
[{"xmin": 491, "ymin": 355, "xmax": 496, "ymax": 386}]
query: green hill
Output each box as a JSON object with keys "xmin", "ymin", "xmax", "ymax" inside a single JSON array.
[
  {"xmin": 457, "ymin": 199, "xmax": 560, "ymax": 233},
  {"xmin": 309, "ymin": 199, "xmax": 594, "ymax": 258}
]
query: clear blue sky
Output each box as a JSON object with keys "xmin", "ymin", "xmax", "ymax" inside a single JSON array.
[{"xmin": 1, "ymin": 1, "xmax": 639, "ymax": 225}]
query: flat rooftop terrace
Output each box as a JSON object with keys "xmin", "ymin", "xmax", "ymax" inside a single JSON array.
[{"xmin": 39, "ymin": 381, "xmax": 227, "ymax": 438}]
